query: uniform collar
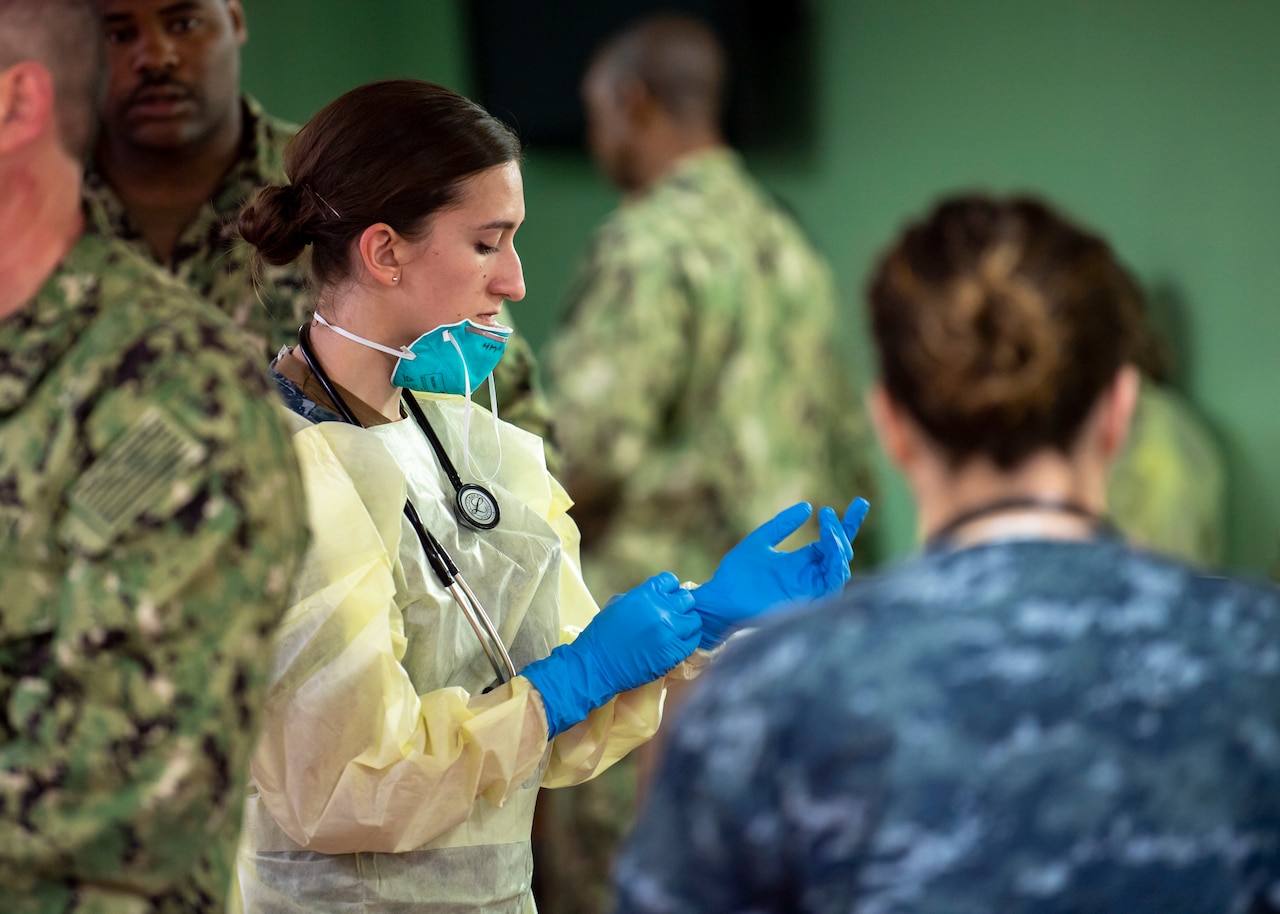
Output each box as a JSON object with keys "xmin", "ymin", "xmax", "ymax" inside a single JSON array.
[{"xmin": 639, "ymin": 146, "xmax": 744, "ymax": 200}]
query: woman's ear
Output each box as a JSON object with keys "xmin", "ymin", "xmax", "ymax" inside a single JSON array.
[
  {"xmin": 1097, "ymin": 363, "xmax": 1141, "ymax": 461},
  {"xmin": 868, "ymin": 383, "xmax": 917, "ymax": 472},
  {"xmin": 356, "ymin": 223, "xmax": 403, "ymax": 288}
]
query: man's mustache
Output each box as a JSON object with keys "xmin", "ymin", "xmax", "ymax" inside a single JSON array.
[{"xmin": 124, "ymin": 75, "xmax": 196, "ymax": 109}]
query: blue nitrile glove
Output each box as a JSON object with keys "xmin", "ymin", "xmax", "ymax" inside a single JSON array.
[
  {"xmin": 691, "ymin": 497, "xmax": 870, "ymax": 649},
  {"xmin": 520, "ymin": 571, "xmax": 701, "ymax": 738}
]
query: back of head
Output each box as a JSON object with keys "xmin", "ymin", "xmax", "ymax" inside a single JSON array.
[
  {"xmin": 591, "ymin": 13, "xmax": 726, "ymax": 128},
  {"xmin": 867, "ymin": 194, "xmax": 1143, "ymax": 469},
  {"xmin": 0, "ymin": 0, "xmax": 105, "ymax": 162},
  {"xmin": 239, "ymin": 79, "xmax": 521, "ymax": 289}
]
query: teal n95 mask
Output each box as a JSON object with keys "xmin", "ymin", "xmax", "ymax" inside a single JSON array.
[
  {"xmin": 311, "ymin": 314, "xmax": 512, "ymax": 396},
  {"xmin": 393, "ymin": 319, "xmax": 512, "ymax": 396},
  {"xmin": 310, "ymin": 314, "xmax": 513, "ymax": 481}
]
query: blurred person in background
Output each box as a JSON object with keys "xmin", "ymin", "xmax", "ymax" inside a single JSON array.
[
  {"xmin": 613, "ymin": 193, "xmax": 1280, "ymax": 914},
  {"xmin": 1106, "ymin": 314, "xmax": 1226, "ymax": 566}
]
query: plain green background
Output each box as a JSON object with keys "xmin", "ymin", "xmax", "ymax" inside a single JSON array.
[{"xmin": 242, "ymin": 0, "xmax": 1280, "ymax": 575}]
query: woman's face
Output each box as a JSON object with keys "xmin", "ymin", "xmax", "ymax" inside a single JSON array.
[{"xmin": 394, "ymin": 160, "xmax": 526, "ymax": 342}]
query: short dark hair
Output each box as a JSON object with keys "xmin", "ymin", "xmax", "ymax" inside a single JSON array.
[
  {"xmin": 867, "ymin": 194, "xmax": 1144, "ymax": 469},
  {"xmin": 240, "ymin": 79, "xmax": 522, "ymax": 290},
  {"xmin": 0, "ymin": 0, "xmax": 105, "ymax": 162},
  {"xmin": 590, "ymin": 14, "xmax": 727, "ymax": 127}
]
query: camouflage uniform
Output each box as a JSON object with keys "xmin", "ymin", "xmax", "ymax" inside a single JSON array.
[
  {"xmin": 539, "ymin": 148, "xmax": 877, "ymax": 914},
  {"xmin": 616, "ymin": 537, "xmax": 1280, "ymax": 914},
  {"xmin": 1108, "ymin": 382, "xmax": 1226, "ymax": 567},
  {"xmin": 84, "ymin": 96, "xmax": 557, "ymax": 459},
  {"xmin": 546, "ymin": 147, "xmax": 876, "ymax": 598},
  {"xmin": 0, "ymin": 225, "xmax": 310, "ymax": 912}
]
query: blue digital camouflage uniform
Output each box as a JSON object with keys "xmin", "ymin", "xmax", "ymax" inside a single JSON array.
[
  {"xmin": 540, "ymin": 147, "xmax": 877, "ymax": 914},
  {"xmin": 0, "ymin": 224, "xmax": 310, "ymax": 912},
  {"xmin": 616, "ymin": 536, "xmax": 1280, "ymax": 914},
  {"xmin": 1108, "ymin": 382, "xmax": 1226, "ymax": 567},
  {"xmin": 83, "ymin": 96, "xmax": 557, "ymax": 460}
]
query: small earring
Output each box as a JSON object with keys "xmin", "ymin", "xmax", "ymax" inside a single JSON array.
[{"xmin": 392, "ymin": 274, "xmax": 401, "ymax": 283}]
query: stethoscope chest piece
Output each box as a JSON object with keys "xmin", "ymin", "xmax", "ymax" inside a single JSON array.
[
  {"xmin": 398, "ymin": 390, "xmax": 502, "ymax": 532},
  {"xmin": 456, "ymin": 483, "xmax": 500, "ymax": 530}
]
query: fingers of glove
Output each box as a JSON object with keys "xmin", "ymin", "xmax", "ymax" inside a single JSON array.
[
  {"xmin": 598, "ymin": 577, "xmax": 698, "ymax": 644},
  {"xmin": 595, "ymin": 598, "xmax": 701, "ymax": 688},
  {"xmin": 626, "ymin": 585, "xmax": 700, "ymax": 645},
  {"xmin": 600, "ymin": 572, "xmax": 680, "ymax": 611},
  {"xmin": 745, "ymin": 501, "xmax": 814, "ymax": 549},
  {"xmin": 645, "ymin": 570, "xmax": 683, "ymax": 594},
  {"xmin": 660, "ymin": 591, "xmax": 703, "ymax": 641},
  {"xmin": 842, "ymin": 497, "xmax": 871, "ymax": 541},
  {"xmin": 818, "ymin": 505, "xmax": 854, "ymax": 565}
]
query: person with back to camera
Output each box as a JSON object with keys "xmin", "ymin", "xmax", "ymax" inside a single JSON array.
[
  {"xmin": 613, "ymin": 194, "xmax": 1280, "ymax": 914},
  {"xmin": 230, "ymin": 77, "xmax": 870, "ymax": 913}
]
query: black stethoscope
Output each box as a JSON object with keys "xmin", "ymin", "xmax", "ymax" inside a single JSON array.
[
  {"xmin": 925, "ymin": 495, "xmax": 1117, "ymax": 551},
  {"xmin": 297, "ymin": 324, "xmax": 516, "ymax": 685}
]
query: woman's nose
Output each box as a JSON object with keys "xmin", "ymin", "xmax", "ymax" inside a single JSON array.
[{"xmin": 493, "ymin": 250, "xmax": 526, "ymax": 302}]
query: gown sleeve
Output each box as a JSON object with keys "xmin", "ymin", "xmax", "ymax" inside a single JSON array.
[{"xmin": 248, "ymin": 421, "xmax": 706, "ymax": 854}]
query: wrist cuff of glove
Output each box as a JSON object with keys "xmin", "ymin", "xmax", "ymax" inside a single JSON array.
[
  {"xmin": 520, "ymin": 656, "xmax": 572, "ymax": 740},
  {"xmin": 520, "ymin": 644, "xmax": 611, "ymax": 740}
]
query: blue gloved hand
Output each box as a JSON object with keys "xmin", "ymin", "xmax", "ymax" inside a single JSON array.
[
  {"xmin": 691, "ymin": 497, "xmax": 870, "ymax": 650},
  {"xmin": 520, "ymin": 571, "xmax": 702, "ymax": 738}
]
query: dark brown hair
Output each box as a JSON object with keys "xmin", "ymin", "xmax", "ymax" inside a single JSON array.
[
  {"xmin": 240, "ymin": 79, "xmax": 522, "ymax": 289},
  {"xmin": 0, "ymin": 0, "xmax": 105, "ymax": 162},
  {"xmin": 867, "ymin": 194, "xmax": 1143, "ymax": 469}
]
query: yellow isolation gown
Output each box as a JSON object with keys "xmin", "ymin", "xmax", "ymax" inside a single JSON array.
[{"xmin": 235, "ymin": 392, "xmax": 707, "ymax": 913}]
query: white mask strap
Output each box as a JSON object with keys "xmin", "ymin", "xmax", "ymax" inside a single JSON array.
[
  {"xmin": 444, "ymin": 329, "xmax": 503, "ymax": 483},
  {"xmin": 313, "ymin": 313, "xmax": 414, "ymax": 361}
]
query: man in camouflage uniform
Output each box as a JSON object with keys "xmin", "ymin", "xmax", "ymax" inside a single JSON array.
[
  {"xmin": 84, "ymin": 0, "xmax": 555, "ymax": 450},
  {"xmin": 0, "ymin": 1, "xmax": 309, "ymax": 908},
  {"xmin": 615, "ymin": 536, "xmax": 1280, "ymax": 914},
  {"xmin": 537, "ymin": 15, "xmax": 877, "ymax": 914},
  {"xmin": 546, "ymin": 14, "xmax": 875, "ymax": 600}
]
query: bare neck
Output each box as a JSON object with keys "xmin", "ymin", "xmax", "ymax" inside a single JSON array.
[
  {"xmin": 292, "ymin": 293, "xmax": 404, "ymax": 423},
  {"xmin": 0, "ymin": 154, "xmax": 85, "ymax": 322},
  {"xmin": 634, "ymin": 125, "xmax": 724, "ymax": 193},
  {"xmin": 94, "ymin": 108, "xmax": 244, "ymax": 264},
  {"xmin": 912, "ymin": 448, "xmax": 1109, "ymax": 547}
]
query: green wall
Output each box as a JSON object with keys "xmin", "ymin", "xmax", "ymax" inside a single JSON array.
[{"xmin": 243, "ymin": 0, "xmax": 1280, "ymax": 574}]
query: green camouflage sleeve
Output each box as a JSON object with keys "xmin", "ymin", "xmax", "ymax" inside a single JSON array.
[{"xmin": 0, "ymin": 243, "xmax": 309, "ymax": 910}]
